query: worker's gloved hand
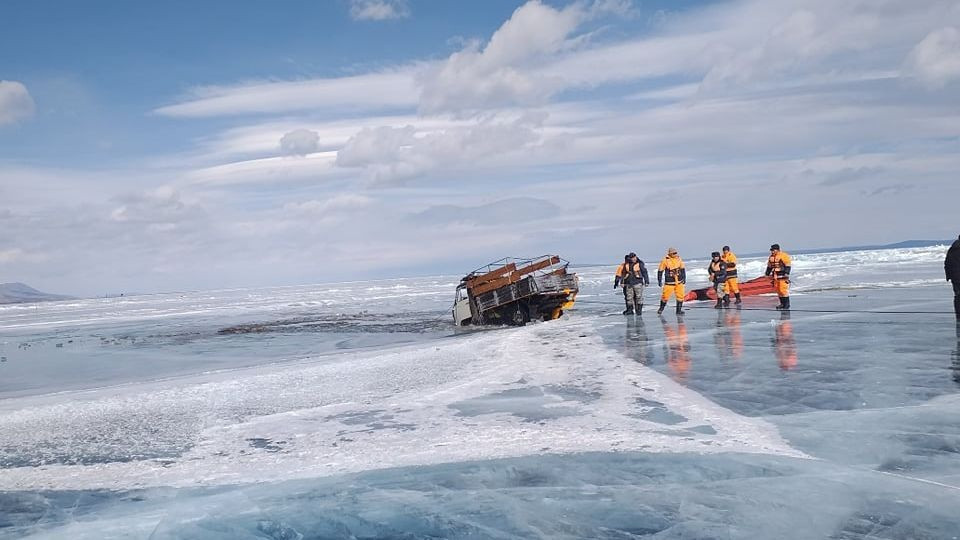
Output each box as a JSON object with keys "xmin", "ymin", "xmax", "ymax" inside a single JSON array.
[{"xmin": 657, "ymin": 280, "xmax": 662, "ymax": 287}]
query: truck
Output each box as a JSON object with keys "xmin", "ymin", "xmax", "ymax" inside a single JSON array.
[{"xmin": 452, "ymin": 255, "xmax": 579, "ymax": 326}]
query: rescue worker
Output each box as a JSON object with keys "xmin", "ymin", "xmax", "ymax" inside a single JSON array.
[
  {"xmin": 657, "ymin": 247, "xmax": 686, "ymax": 315},
  {"xmin": 945, "ymin": 234, "xmax": 960, "ymax": 318},
  {"xmin": 721, "ymin": 245, "xmax": 741, "ymax": 305},
  {"xmin": 765, "ymin": 243, "xmax": 792, "ymax": 310},
  {"xmin": 707, "ymin": 252, "xmax": 727, "ymax": 309},
  {"xmin": 614, "ymin": 252, "xmax": 650, "ymax": 315}
]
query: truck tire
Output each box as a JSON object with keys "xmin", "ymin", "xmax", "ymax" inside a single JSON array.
[{"xmin": 509, "ymin": 303, "xmax": 530, "ymax": 326}]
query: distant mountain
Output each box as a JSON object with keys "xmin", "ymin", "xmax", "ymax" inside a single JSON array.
[{"xmin": 0, "ymin": 282, "xmax": 74, "ymax": 304}]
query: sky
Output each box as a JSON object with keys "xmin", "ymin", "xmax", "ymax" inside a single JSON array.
[{"xmin": 1, "ymin": 0, "xmax": 959, "ymax": 295}]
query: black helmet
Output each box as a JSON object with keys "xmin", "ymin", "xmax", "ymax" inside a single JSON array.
[
  {"xmin": 770, "ymin": 243, "xmax": 780, "ymax": 251},
  {"xmin": 722, "ymin": 245, "xmax": 730, "ymax": 251},
  {"xmin": 711, "ymin": 251, "xmax": 721, "ymax": 258}
]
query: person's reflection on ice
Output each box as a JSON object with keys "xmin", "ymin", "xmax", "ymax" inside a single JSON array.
[
  {"xmin": 661, "ymin": 317, "xmax": 691, "ymax": 382},
  {"xmin": 624, "ymin": 317, "xmax": 651, "ymax": 366},
  {"xmin": 772, "ymin": 310, "xmax": 797, "ymax": 370},
  {"xmin": 714, "ymin": 308, "xmax": 744, "ymax": 364}
]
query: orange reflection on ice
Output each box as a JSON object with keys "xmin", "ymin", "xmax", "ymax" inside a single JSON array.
[
  {"xmin": 773, "ymin": 313, "xmax": 797, "ymax": 370},
  {"xmin": 661, "ymin": 319, "xmax": 691, "ymax": 383}
]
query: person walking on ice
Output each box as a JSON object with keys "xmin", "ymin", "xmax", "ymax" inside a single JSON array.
[
  {"xmin": 615, "ymin": 253, "xmax": 650, "ymax": 315},
  {"xmin": 946, "ymin": 234, "xmax": 960, "ymax": 319},
  {"xmin": 657, "ymin": 247, "xmax": 687, "ymax": 315}
]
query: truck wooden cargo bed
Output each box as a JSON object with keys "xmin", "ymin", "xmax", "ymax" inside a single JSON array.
[{"xmin": 452, "ymin": 255, "xmax": 578, "ymax": 326}]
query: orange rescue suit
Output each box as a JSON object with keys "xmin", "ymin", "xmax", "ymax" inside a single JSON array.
[
  {"xmin": 658, "ymin": 255, "xmax": 686, "ymax": 301},
  {"xmin": 722, "ymin": 251, "xmax": 740, "ymax": 295},
  {"xmin": 766, "ymin": 250, "xmax": 792, "ymax": 297}
]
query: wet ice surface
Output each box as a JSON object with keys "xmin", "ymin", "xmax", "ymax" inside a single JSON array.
[
  {"xmin": 2, "ymin": 247, "xmax": 960, "ymax": 539},
  {"xmin": 0, "ymin": 279, "xmax": 459, "ymax": 399}
]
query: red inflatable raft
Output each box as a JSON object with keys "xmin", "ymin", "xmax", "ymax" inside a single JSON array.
[{"xmin": 683, "ymin": 276, "xmax": 776, "ymax": 302}]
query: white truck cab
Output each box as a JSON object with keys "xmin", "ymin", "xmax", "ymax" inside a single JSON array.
[{"xmin": 452, "ymin": 285, "xmax": 473, "ymax": 326}]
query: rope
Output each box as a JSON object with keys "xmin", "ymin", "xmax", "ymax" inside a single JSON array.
[
  {"xmin": 680, "ymin": 304, "xmax": 954, "ymax": 315},
  {"xmin": 573, "ymin": 298, "xmax": 955, "ymax": 315}
]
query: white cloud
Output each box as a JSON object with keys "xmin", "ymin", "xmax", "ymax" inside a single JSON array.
[
  {"xmin": 335, "ymin": 113, "xmax": 548, "ymax": 183},
  {"xmin": 0, "ymin": 248, "xmax": 28, "ymax": 263},
  {"xmin": 283, "ymin": 194, "xmax": 373, "ymax": 215},
  {"xmin": 905, "ymin": 27, "xmax": 960, "ymax": 88},
  {"xmin": 154, "ymin": 70, "xmax": 419, "ymax": 118},
  {"xmin": 183, "ymin": 152, "xmax": 342, "ymax": 187},
  {"xmin": 0, "ymin": 81, "xmax": 35, "ymax": 125},
  {"xmin": 418, "ymin": 1, "xmax": 584, "ymax": 114},
  {"xmin": 109, "ymin": 186, "xmax": 203, "ymax": 225},
  {"xmin": 410, "ymin": 197, "xmax": 560, "ymax": 225},
  {"xmin": 349, "ymin": 0, "xmax": 409, "ymax": 21},
  {"xmin": 279, "ymin": 128, "xmax": 320, "ymax": 156}
]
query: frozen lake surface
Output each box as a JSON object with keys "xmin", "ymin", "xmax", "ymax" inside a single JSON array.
[{"xmin": 1, "ymin": 246, "xmax": 959, "ymax": 539}]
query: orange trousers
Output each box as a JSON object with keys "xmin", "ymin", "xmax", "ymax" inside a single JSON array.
[
  {"xmin": 724, "ymin": 277, "xmax": 740, "ymax": 295},
  {"xmin": 661, "ymin": 283, "xmax": 685, "ymax": 301},
  {"xmin": 775, "ymin": 278, "xmax": 789, "ymax": 297}
]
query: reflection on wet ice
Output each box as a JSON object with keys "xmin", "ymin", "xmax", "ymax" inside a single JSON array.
[
  {"xmin": 772, "ymin": 311, "xmax": 797, "ymax": 371},
  {"xmin": 713, "ymin": 308, "xmax": 743, "ymax": 364},
  {"xmin": 952, "ymin": 322, "xmax": 960, "ymax": 385},
  {"xmin": 623, "ymin": 318, "xmax": 651, "ymax": 366},
  {"xmin": 660, "ymin": 318, "xmax": 691, "ymax": 383}
]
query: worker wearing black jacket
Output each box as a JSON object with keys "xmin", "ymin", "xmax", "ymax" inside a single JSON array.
[
  {"xmin": 708, "ymin": 252, "xmax": 728, "ymax": 309},
  {"xmin": 615, "ymin": 253, "xmax": 650, "ymax": 315},
  {"xmin": 946, "ymin": 235, "xmax": 960, "ymax": 318}
]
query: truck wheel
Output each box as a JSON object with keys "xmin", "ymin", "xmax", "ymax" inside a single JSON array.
[{"xmin": 510, "ymin": 304, "xmax": 529, "ymax": 326}]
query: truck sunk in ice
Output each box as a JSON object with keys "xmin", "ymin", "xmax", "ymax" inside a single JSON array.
[{"xmin": 452, "ymin": 255, "xmax": 579, "ymax": 326}]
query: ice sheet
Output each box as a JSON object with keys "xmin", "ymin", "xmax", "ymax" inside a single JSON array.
[
  {"xmin": 2, "ymin": 245, "xmax": 959, "ymax": 539},
  {"xmin": 0, "ymin": 316, "xmax": 803, "ymax": 491}
]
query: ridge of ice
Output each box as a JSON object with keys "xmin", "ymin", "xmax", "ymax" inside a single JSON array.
[{"xmin": 0, "ymin": 318, "xmax": 806, "ymax": 491}]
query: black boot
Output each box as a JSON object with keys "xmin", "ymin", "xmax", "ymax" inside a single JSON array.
[
  {"xmin": 954, "ymin": 294, "xmax": 960, "ymax": 318},
  {"xmin": 657, "ymin": 301, "xmax": 667, "ymax": 315},
  {"xmin": 676, "ymin": 301, "xmax": 684, "ymax": 315},
  {"xmin": 714, "ymin": 297, "xmax": 723, "ymax": 309},
  {"xmin": 734, "ymin": 293, "xmax": 742, "ymax": 305},
  {"xmin": 635, "ymin": 299, "xmax": 643, "ymax": 314},
  {"xmin": 783, "ymin": 297, "xmax": 790, "ymax": 310},
  {"xmin": 722, "ymin": 294, "xmax": 730, "ymax": 307}
]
